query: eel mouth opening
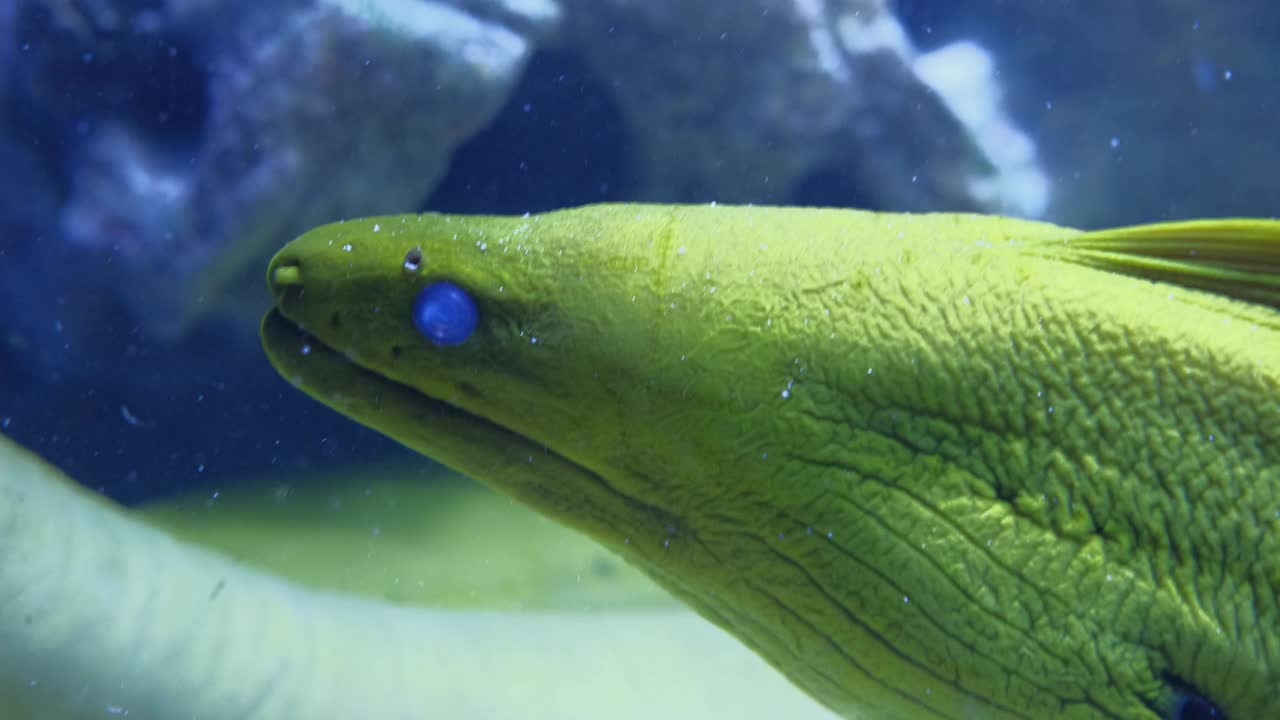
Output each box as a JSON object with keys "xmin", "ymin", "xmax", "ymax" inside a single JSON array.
[
  {"xmin": 260, "ymin": 308, "xmax": 543, "ymax": 476},
  {"xmin": 259, "ymin": 309, "xmax": 669, "ymax": 554}
]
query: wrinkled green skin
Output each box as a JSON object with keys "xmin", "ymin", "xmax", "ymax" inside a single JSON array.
[{"xmin": 263, "ymin": 204, "xmax": 1280, "ymax": 719}]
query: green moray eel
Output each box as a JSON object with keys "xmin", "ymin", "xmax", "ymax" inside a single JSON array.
[
  {"xmin": 262, "ymin": 203, "xmax": 1280, "ymax": 720},
  {"xmin": 0, "ymin": 434, "xmax": 835, "ymax": 719}
]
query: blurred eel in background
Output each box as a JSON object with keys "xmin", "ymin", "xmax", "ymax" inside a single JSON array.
[{"xmin": 0, "ymin": 434, "xmax": 837, "ymax": 718}]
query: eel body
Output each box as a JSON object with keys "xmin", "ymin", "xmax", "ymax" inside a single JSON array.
[{"xmin": 263, "ymin": 203, "xmax": 1280, "ymax": 719}]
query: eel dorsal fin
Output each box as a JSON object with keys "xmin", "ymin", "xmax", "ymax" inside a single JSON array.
[{"xmin": 1060, "ymin": 219, "xmax": 1280, "ymax": 311}]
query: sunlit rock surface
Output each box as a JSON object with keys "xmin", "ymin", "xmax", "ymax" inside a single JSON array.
[
  {"xmin": 561, "ymin": 0, "xmax": 1044, "ymax": 216},
  {"xmin": 897, "ymin": 1, "xmax": 1280, "ymax": 227}
]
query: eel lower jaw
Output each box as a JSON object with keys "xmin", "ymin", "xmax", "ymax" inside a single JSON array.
[
  {"xmin": 268, "ymin": 306, "xmax": 750, "ymax": 636},
  {"xmin": 261, "ymin": 309, "xmax": 719, "ymax": 626},
  {"xmin": 260, "ymin": 309, "xmax": 668, "ymax": 550},
  {"xmin": 261, "ymin": 308, "xmax": 542, "ymax": 474}
]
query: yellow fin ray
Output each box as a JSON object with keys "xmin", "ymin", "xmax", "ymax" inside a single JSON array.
[{"xmin": 1060, "ymin": 218, "xmax": 1280, "ymax": 309}]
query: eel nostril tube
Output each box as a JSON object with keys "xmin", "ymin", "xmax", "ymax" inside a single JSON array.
[{"xmin": 272, "ymin": 263, "xmax": 303, "ymax": 288}]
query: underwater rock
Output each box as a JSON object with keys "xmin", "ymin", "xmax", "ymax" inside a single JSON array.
[
  {"xmin": 558, "ymin": 0, "xmax": 1046, "ymax": 215},
  {"xmin": 897, "ymin": 1, "xmax": 1280, "ymax": 226},
  {"xmin": 0, "ymin": 0, "xmax": 1043, "ymax": 372},
  {"xmin": 448, "ymin": 0, "xmax": 564, "ymax": 39},
  {"xmin": 5, "ymin": 0, "xmax": 536, "ymax": 358},
  {"xmin": 911, "ymin": 41, "xmax": 1047, "ymax": 218}
]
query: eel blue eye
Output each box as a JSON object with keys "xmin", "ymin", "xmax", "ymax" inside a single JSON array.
[{"xmin": 411, "ymin": 281, "xmax": 478, "ymax": 346}]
